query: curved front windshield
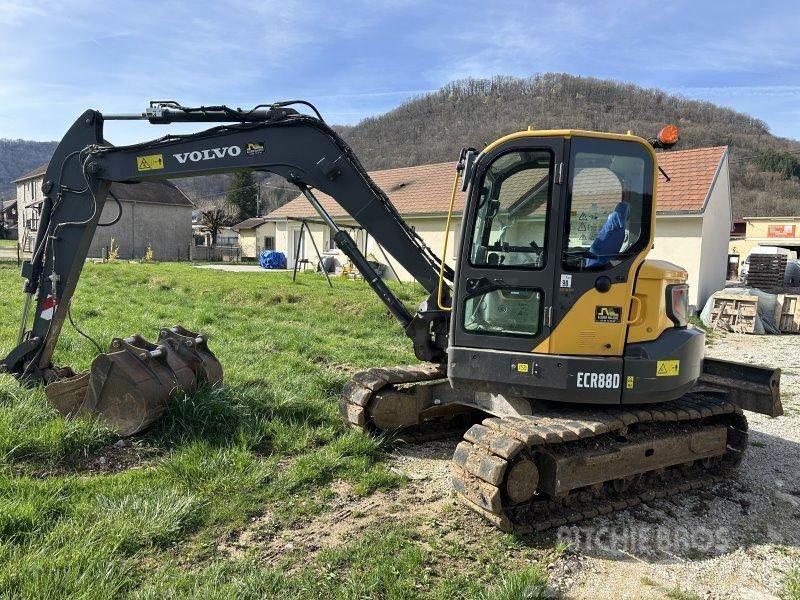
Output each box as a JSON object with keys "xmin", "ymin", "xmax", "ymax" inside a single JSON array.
[{"xmin": 469, "ymin": 149, "xmax": 553, "ymax": 269}]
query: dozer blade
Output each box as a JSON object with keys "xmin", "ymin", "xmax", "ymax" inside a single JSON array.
[
  {"xmin": 44, "ymin": 330, "xmax": 211, "ymax": 437},
  {"xmin": 158, "ymin": 326, "xmax": 223, "ymax": 386},
  {"xmin": 694, "ymin": 357, "xmax": 782, "ymax": 417}
]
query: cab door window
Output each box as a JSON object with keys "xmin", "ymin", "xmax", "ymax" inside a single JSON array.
[
  {"xmin": 463, "ymin": 287, "xmax": 542, "ymax": 337},
  {"xmin": 469, "ymin": 150, "xmax": 553, "ymax": 269},
  {"xmin": 562, "ymin": 146, "xmax": 651, "ymax": 271}
]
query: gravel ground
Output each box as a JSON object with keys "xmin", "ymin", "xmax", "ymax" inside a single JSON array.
[{"xmin": 388, "ymin": 332, "xmax": 800, "ymax": 599}]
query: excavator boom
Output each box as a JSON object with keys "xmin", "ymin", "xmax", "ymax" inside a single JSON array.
[{"xmin": 2, "ymin": 102, "xmax": 452, "ymax": 385}]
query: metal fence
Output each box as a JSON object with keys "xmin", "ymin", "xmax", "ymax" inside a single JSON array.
[
  {"xmin": 0, "ymin": 242, "xmax": 27, "ymax": 265},
  {"xmin": 191, "ymin": 244, "xmax": 241, "ymax": 262}
]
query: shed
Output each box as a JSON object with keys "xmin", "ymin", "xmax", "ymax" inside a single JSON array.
[{"xmin": 232, "ymin": 217, "xmax": 275, "ymax": 259}]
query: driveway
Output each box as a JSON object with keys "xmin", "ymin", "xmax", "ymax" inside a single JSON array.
[{"xmin": 193, "ymin": 264, "xmax": 290, "ymax": 273}]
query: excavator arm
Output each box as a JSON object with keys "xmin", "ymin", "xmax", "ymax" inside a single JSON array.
[{"xmin": 2, "ymin": 102, "xmax": 453, "ymax": 384}]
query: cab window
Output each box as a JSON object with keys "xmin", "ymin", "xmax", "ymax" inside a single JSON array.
[
  {"xmin": 562, "ymin": 139, "xmax": 652, "ymax": 271},
  {"xmin": 469, "ymin": 149, "xmax": 553, "ymax": 269},
  {"xmin": 463, "ymin": 287, "xmax": 542, "ymax": 337}
]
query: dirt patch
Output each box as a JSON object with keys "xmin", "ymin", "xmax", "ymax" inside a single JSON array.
[
  {"xmin": 308, "ymin": 355, "xmax": 360, "ymax": 376},
  {"xmin": 220, "ymin": 469, "xmax": 454, "ymax": 565},
  {"xmin": 26, "ymin": 439, "xmax": 163, "ymax": 478},
  {"xmin": 70, "ymin": 439, "xmax": 164, "ymax": 474},
  {"xmin": 219, "ymin": 437, "xmax": 553, "ymax": 582},
  {"xmin": 220, "ymin": 482, "xmax": 455, "ymax": 566}
]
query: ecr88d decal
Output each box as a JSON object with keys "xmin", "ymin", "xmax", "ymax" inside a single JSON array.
[{"xmin": 576, "ymin": 372, "xmax": 621, "ymax": 389}]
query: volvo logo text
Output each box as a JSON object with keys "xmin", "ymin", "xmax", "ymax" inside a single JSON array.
[{"xmin": 174, "ymin": 146, "xmax": 241, "ymax": 164}]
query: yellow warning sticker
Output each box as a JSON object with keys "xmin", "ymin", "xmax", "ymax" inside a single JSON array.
[
  {"xmin": 136, "ymin": 154, "xmax": 164, "ymax": 171},
  {"xmin": 656, "ymin": 360, "xmax": 680, "ymax": 377},
  {"xmin": 517, "ymin": 363, "xmax": 529, "ymax": 374},
  {"xmin": 626, "ymin": 375, "xmax": 635, "ymax": 389}
]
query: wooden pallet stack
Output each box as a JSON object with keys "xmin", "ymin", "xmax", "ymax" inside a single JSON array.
[
  {"xmin": 709, "ymin": 293, "xmax": 759, "ymax": 333},
  {"xmin": 775, "ymin": 294, "xmax": 800, "ymax": 333},
  {"xmin": 746, "ymin": 254, "xmax": 788, "ymax": 290}
]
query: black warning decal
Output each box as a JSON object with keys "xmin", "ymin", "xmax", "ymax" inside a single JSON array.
[{"xmin": 595, "ymin": 305, "xmax": 622, "ymax": 323}]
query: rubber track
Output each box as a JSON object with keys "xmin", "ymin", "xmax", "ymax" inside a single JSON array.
[
  {"xmin": 339, "ymin": 364, "xmax": 446, "ymax": 431},
  {"xmin": 450, "ymin": 394, "xmax": 748, "ymax": 532}
]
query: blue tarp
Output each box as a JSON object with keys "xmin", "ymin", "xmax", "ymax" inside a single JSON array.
[{"xmin": 259, "ymin": 250, "xmax": 287, "ymax": 270}]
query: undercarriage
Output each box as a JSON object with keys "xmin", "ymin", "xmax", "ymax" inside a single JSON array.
[{"xmin": 340, "ymin": 362, "xmax": 772, "ymax": 531}]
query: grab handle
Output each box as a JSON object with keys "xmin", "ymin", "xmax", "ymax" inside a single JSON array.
[{"xmin": 627, "ymin": 295, "xmax": 643, "ymax": 325}]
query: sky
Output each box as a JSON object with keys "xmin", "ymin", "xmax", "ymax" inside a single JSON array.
[{"xmin": 1, "ymin": 0, "xmax": 799, "ymax": 144}]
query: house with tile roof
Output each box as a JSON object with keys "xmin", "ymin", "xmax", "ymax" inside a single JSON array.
[
  {"xmin": 241, "ymin": 146, "xmax": 730, "ymax": 309},
  {"xmin": 1, "ymin": 195, "xmax": 18, "ymax": 239},
  {"xmin": 14, "ymin": 163, "xmax": 194, "ymax": 261}
]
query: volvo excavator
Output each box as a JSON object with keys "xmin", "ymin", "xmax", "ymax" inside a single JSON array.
[{"xmin": 0, "ymin": 101, "xmax": 782, "ymax": 532}]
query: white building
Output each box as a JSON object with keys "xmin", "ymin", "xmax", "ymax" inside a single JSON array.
[{"xmin": 238, "ymin": 147, "xmax": 730, "ymax": 310}]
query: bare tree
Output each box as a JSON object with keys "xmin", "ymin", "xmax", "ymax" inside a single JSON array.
[{"xmin": 198, "ymin": 198, "xmax": 237, "ymax": 245}]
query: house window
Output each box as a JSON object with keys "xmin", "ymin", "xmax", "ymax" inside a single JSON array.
[{"xmin": 263, "ymin": 236, "xmax": 275, "ymax": 251}]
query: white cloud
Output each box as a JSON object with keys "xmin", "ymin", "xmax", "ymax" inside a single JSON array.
[{"xmin": 0, "ymin": 0, "xmax": 46, "ymax": 25}]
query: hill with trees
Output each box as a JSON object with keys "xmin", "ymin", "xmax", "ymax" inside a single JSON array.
[
  {"xmin": 0, "ymin": 139, "xmax": 58, "ymax": 198},
  {"xmin": 337, "ymin": 74, "xmax": 800, "ymax": 218}
]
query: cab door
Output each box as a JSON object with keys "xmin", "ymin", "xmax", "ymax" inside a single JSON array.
[
  {"xmin": 546, "ymin": 136, "xmax": 655, "ymax": 358},
  {"xmin": 451, "ymin": 138, "xmax": 565, "ymax": 354}
]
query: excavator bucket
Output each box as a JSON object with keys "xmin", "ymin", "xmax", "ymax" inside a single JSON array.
[
  {"xmin": 44, "ymin": 327, "xmax": 221, "ymax": 437},
  {"xmin": 157, "ymin": 326, "xmax": 223, "ymax": 386}
]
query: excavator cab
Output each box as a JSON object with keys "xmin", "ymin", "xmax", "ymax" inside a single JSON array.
[{"xmin": 448, "ymin": 131, "xmax": 697, "ymax": 404}]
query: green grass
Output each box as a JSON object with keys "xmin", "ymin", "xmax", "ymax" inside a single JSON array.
[
  {"xmin": 131, "ymin": 527, "xmax": 550, "ymax": 599},
  {"xmin": 785, "ymin": 566, "xmax": 800, "ymax": 600},
  {"xmin": 482, "ymin": 567, "xmax": 549, "ymax": 600},
  {"xmin": 0, "ymin": 262, "xmax": 552, "ymax": 597},
  {"xmin": 666, "ymin": 589, "xmax": 702, "ymax": 600},
  {"xmin": 0, "ymin": 239, "xmax": 16, "ymax": 247},
  {"xmin": 689, "ymin": 315, "xmax": 720, "ymax": 344}
]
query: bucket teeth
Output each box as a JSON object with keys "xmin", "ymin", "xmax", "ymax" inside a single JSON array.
[{"xmin": 44, "ymin": 325, "xmax": 223, "ymax": 437}]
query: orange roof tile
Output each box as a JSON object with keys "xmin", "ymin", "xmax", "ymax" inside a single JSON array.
[
  {"xmin": 263, "ymin": 146, "xmax": 727, "ymax": 222},
  {"xmin": 266, "ymin": 161, "xmax": 464, "ymax": 220},
  {"xmin": 655, "ymin": 146, "xmax": 728, "ymax": 213}
]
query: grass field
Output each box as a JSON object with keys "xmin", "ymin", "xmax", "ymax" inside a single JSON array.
[
  {"xmin": 0, "ymin": 239, "xmax": 17, "ymax": 247},
  {"xmin": 0, "ymin": 261, "xmax": 554, "ymax": 599},
  {"xmin": 786, "ymin": 568, "xmax": 800, "ymax": 600}
]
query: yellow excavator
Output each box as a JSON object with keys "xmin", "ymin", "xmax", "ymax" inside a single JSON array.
[{"xmin": 1, "ymin": 101, "xmax": 781, "ymax": 532}]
